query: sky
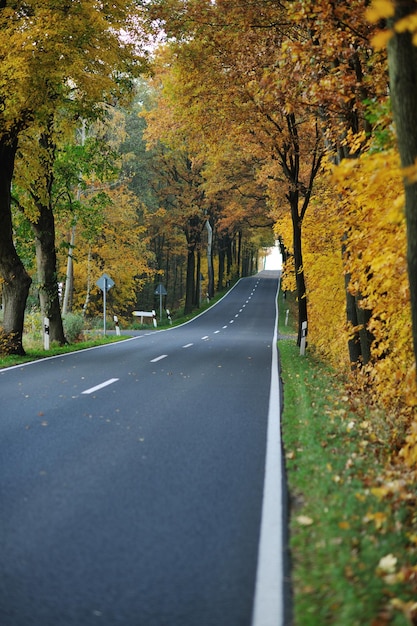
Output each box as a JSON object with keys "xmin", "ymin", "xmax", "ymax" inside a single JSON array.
[{"xmin": 263, "ymin": 243, "xmax": 283, "ymax": 270}]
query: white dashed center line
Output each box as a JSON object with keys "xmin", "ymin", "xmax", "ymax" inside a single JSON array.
[
  {"xmin": 151, "ymin": 354, "xmax": 168, "ymax": 363},
  {"xmin": 82, "ymin": 378, "xmax": 119, "ymax": 395},
  {"xmin": 214, "ymin": 330, "xmax": 220, "ymax": 334},
  {"xmin": 201, "ymin": 336, "xmax": 209, "ymax": 340},
  {"xmin": 182, "ymin": 343, "xmax": 193, "ymax": 348}
]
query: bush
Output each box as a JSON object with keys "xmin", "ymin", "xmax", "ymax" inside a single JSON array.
[
  {"xmin": 24, "ymin": 308, "xmax": 42, "ymax": 337},
  {"xmin": 63, "ymin": 313, "xmax": 84, "ymax": 343}
]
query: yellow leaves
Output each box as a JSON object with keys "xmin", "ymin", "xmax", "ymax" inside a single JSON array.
[
  {"xmin": 402, "ymin": 158, "xmax": 417, "ymax": 185},
  {"xmin": 371, "ymin": 486, "xmax": 391, "ymax": 500},
  {"xmin": 395, "ymin": 13, "xmax": 417, "ymax": 35},
  {"xmin": 368, "ymin": 1, "xmax": 417, "ymax": 48},
  {"xmin": 371, "ymin": 29, "xmax": 394, "ymax": 50},
  {"xmin": 391, "ymin": 599, "xmax": 417, "ymax": 624},
  {"xmin": 366, "ymin": 1, "xmax": 394, "ymax": 49},
  {"xmin": 329, "ymin": 146, "xmax": 416, "ymax": 418},
  {"xmin": 341, "ymin": 129, "xmax": 368, "ymax": 155},
  {"xmin": 366, "ymin": 0, "xmax": 394, "ymax": 23},
  {"xmin": 399, "ymin": 421, "xmax": 417, "ymax": 467},
  {"xmin": 364, "ymin": 510, "xmax": 388, "ymax": 530}
]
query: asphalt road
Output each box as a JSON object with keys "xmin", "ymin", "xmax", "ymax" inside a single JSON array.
[{"xmin": 0, "ymin": 270, "xmax": 286, "ymax": 626}]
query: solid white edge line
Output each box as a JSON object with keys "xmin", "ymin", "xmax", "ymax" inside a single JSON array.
[
  {"xmin": 82, "ymin": 378, "xmax": 119, "ymax": 395},
  {"xmin": 0, "ymin": 336, "xmax": 141, "ymax": 373},
  {"xmin": 251, "ymin": 276, "xmax": 283, "ymax": 626}
]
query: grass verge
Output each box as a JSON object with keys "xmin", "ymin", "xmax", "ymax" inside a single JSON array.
[
  {"xmin": 279, "ymin": 300, "xmax": 417, "ymax": 624},
  {"xmin": 0, "ymin": 335, "xmax": 127, "ymax": 370}
]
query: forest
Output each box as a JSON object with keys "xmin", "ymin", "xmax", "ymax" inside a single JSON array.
[{"xmin": 1, "ymin": 2, "xmax": 417, "ymax": 458}]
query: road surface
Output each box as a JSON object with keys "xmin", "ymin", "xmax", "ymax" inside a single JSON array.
[{"xmin": 0, "ymin": 270, "xmax": 288, "ymax": 626}]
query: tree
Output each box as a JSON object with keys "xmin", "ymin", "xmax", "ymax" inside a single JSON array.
[
  {"xmin": 142, "ymin": 2, "xmax": 325, "ymax": 342},
  {"xmin": 0, "ymin": 1, "xmax": 146, "ymax": 353},
  {"xmin": 0, "ymin": 133, "xmax": 32, "ymax": 354},
  {"xmin": 385, "ymin": 0, "xmax": 417, "ymax": 377}
]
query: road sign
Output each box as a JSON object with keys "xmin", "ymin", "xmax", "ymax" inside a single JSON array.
[
  {"xmin": 155, "ymin": 283, "xmax": 167, "ymax": 320},
  {"xmin": 96, "ymin": 273, "xmax": 115, "ymax": 292},
  {"xmin": 154, "ymin": 283, "xmax": 167, "ymax": 296},
  {"xmin": 96, "ymin": 273, "xmax": 115, "ymax": 335}
]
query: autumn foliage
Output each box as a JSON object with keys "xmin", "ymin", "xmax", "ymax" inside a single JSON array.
[{"xmin": 2, "ymin": 0, "xmax": 417, "ymax": 621}]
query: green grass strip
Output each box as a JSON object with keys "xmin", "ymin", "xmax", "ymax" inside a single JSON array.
[
  {"xmin": 280, "ymin": 339, "xmax": 416, "ymax": 626},
  {"xmin": 0, "ymin": 335, "xmax": 127, "ymax": 370}
]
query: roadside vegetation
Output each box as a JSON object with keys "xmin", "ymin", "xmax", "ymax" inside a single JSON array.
[
  {"xmin": 2, "ymin": 2, "xmax": 417, "ymax": 621},
  {"xmin": 279, "ymin": 291, "xmax": 417, "ymax": 625},
  {"xmin": 0, "ymin": 286, "xmax": 232, "ymax": 370}
]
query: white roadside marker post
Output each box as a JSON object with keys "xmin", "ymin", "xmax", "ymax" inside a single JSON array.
[
  {"xmin": 43, "ymin": 317, "xmax": 50, "ymax": 351},
  {"xmin": 300, "ymin": 321, "xmax": 308, "ymax": 356}
]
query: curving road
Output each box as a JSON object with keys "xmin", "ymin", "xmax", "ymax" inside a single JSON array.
[{"xmin": 0, "ymin": 270, "xmax": 287, "ymax": 626}]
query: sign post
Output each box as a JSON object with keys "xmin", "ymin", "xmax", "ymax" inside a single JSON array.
[
  {"xmin": 154, "ymin": 283, "xmax": 167, "ymax": 321},
  {"xmin": 96, "ymin": 273, "xmax": 115, "ymax": 335}
]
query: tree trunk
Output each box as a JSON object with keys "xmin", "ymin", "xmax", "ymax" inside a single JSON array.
[
  {"xmin": 0, "ymin": 136, "xmax": 31, "ymax": 355},
  {"xmin": 218, "ymin": 236, "xmax": 225, "ymax": 291},
  {"xmin": 184, "ymin": 242, "xmax": 195, "ymax": 314},
  {"xmin": 32, "ymin": 209, "xmax": 66, "ymax": 345},
  {"xmin": 62, "ymin": 224, "xmax": 75, "ymax": 315},
  {"xmin": 344, "ymin": 272, "xmax": 362, "ymax": 366},
  {"xmin": 355, "ymin": 294, "xmax": 373, "ymax": 365},
  {"xmin": 388, "ymin": 1, "xmax": 417, "ymax": 376},
  {"xmin": 226, "ymin": 234, "xmax": 233, "ymax": 279},
  {"xmin": 194, "ymin": 248, "xmax": 201, "ymax": 307},
  {"xmin": 290, "ymin": 191, "xmax": 308, "ymax": 346},
  {"xmin": 343, "ymin": 235, "xmax": 373, "ymax": 368},
  {"xmin": 31, "ymin": 125, "xmax": 66, "ymax": 344},
  {"xmin": 82, "ymin": 246, "xmax": 92, "ymax": 316},
  {"xmin": 205, "ymin": 218, "xmax": 214, "ymax": 298},
  {"xmin": 237, "ymin": 230, "xmax": 242, "ymax": 278}
]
